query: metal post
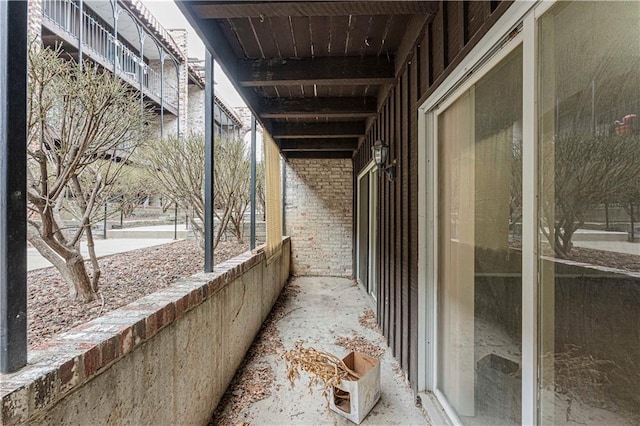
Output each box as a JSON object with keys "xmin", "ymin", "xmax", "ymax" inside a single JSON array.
[
  {"xmin": 103, "ymin": 202, "xmax": 107, "ymax": 239},
  {"xmin": 160, "ymin": 51, "xmax": 165, "ymax": 138},
  {"xmin": 0, "ymin": 0, "xmax": 28, "ymax": 373},
  {"xmin": 175, "ymin": 61, "xmax": 180, "ymax": 136},
  {"xmin": 250, "ymin": 115, "xmax": 257, "ymax": 250},
  {"xmin": 174, "ymin": 202, "xmax": 178, "ymax": 240},
  {"xmin": 78, "ymin": 0, "xmax": 83, "ymax": 70},
  {"xmin": 136, "ymin": 24, "xmax": 145, "ymax": 113},
  {"xmin": 631, "ymin": 202, "xmax": 636, "ymax": 242},
  {"xmin": 204, "ymin": 51, "xmax": 215, "ymax": 271}
]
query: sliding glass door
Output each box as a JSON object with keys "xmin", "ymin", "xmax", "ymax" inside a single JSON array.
[
  {"xmin": 424, "ymin": 2, "xmax": 640, "ymax": 424},
  {"xmin": 436, "ymin": 46, "xmax": 523, "ymax": 425}
]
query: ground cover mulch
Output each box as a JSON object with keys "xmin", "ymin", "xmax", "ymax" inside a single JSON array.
[
  {"xmin": 569, "ymin": 246, "xmax": 639, "ymax": 273},
  {"xmin": 27, "ymin": 239, "xmax": 248, "ymax": 348}
]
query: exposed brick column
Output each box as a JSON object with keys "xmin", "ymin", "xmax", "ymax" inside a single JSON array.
[
  {"xmin": 28, "ymin": 0, "xmax": 43, "ymax": 41},
  {"xmin": 168, "ymin": 29, "xmax": 189, "ymax": 134},
  {"xmin": 285, "ymin": 159, "xmax": 353, "ymax": 277}
]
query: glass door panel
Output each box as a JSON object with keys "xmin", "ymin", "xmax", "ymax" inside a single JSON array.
[
  {"xmin": 437, "ymin": 46, "xmax": 523, "ymax": 425},
  {"xmin": 538, "ymin": 2, "xmax": 640, "ymax": 424}
]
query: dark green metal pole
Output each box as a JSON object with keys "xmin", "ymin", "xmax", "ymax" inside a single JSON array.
[{"xmin": 0, "ymin": 0, "xmax": 28, "ymax": 373}]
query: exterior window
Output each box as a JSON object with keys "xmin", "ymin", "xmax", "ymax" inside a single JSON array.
[
  {"xmin": 538, "ymin": 2, "xmax": 640, "ymax": 424},
  {"xmin": 436, "ymin": 46, "xmax": 523, "ymax": 425}
]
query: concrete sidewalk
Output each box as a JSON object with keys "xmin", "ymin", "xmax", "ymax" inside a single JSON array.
[
  {"xmin": 27, "ymin": 238, "xmax": 175, "ymax": 271},
  {"xmin": 223, "ymin": 276, "xmax": 430, "ymax": 425}
]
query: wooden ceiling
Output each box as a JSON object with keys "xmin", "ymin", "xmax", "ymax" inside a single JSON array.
[{"xmin": 177, "ymin": 1, "xmax": 438, "ymax": 159}]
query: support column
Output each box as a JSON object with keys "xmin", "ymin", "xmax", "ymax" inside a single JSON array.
[
  {"xmin": 250, "ymin": 115, "xmax": 256, "ymax": 250},
  {"xmin": 0, "ymin": 0, "xmax": 28, "ymax": 373},
  {"xmin": 204, "ymin": 51, "xmax": 215, "ymax": 271}
]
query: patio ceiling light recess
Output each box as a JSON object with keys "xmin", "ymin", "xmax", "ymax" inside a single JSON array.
[{"xmin": 372, "ymin": 139, "xmax": 396, "ymax": 182}]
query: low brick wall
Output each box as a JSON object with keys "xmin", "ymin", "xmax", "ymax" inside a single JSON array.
[{"xmin": 1, "ymin": 238, "xmax": 290, "ymax": 425}]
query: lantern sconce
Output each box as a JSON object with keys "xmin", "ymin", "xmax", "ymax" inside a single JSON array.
[{"xmin": 371, "ymin": 139, "xmax": 397, "ymax": 181}]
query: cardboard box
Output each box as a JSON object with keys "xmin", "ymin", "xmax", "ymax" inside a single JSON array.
[{"xmin": 329, "ymin": 352, "xmax": 381, "ymax": 424}]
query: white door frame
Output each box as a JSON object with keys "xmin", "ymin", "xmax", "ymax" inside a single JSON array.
[
  {"xmin": 356, "ymin": 161, "xmax": 377, "ymax": 294},
  {"xmin": 417, "ymin": 2, "xmax": 546, "ymax": 425}
]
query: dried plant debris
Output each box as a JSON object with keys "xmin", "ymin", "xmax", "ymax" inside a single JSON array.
[
  {"xmin": 358, "ymin": 309, "xmax": 379, "ymax": 330},
  {"xmin": 283, "ymin": 342, "xmax": 361, "ymax": 402},
  {"xmin": 335, "ymin": 335, "xmax": 385, "ymax": 358},
  {"xmin": 210, "ymin": 365, "xmax": 275, "ymax": 426},
  {"xmin": 211, "ymin": 280, "xmax": 300, "ymax": 425},
  {"xmin": 248, "ymin": 281, "xmax": 301, "ymax": 359}
]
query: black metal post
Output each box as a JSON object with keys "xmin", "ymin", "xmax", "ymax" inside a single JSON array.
[
  {"xmin": 174, "ymin": 202, "xmax": 178, "ymax": 240},
  {"xmin": 204, "ymin": 51, "xmax": 215, "ymax": 271},
  {"xmin": 250, "ymin": 115, "xmax": 257, "ymax": 250},
  {"xmin": 160, "ymin": 51, "xmax": 165, "ymax": 138},
  {"xmin": 0, "ymin": 0, "xmax": 28, "ymax": 373},
  {"xmin": 631, "ymin": 201, "xmax": 636, "ymax": 242},
  {"xmin": 103, "ymin": 202, "xmax": 107, "ymax": 239}
]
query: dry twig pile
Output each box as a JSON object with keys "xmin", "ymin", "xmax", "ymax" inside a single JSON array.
[{"xmin": 283, "ymin": 342, "xmax": 360, "ymax": 401}]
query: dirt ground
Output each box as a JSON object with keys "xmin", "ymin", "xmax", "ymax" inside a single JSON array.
[{"xmin": 27, "ymin": 239, "xmax": 248, "ymax": 348}]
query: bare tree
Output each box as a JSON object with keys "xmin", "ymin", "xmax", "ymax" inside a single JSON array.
[
  {"xmin": 540, "ymin": 133, "xmax": 640, "ymax": 258},
  {"xmin": 27, "ymin": 45, "xmax": 151, "ymax": 302},
  {"xmin": 145, "ymin": 133, "xmax": 251, "ymax": 248}
]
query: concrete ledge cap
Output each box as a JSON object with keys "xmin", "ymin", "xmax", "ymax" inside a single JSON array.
[{"xmin": 0, "ymin": 246, "xmax": 275, "ymax": 424}]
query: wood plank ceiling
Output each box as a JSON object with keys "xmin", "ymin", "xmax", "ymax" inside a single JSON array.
[{"xmin": 177, "ymin": 1, "xmax": 438, "ymax": 159}]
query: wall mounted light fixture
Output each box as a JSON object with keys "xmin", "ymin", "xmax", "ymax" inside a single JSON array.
[{"xmin": 372, "ymin": 139, "xmax": 397, "ymax": 181}]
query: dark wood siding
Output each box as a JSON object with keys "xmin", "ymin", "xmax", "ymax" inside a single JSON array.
[{"xmin": 353, "ymin": 0, "xmax": 512, "ymax": 390}]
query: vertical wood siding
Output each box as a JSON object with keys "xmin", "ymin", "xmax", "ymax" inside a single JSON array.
[{"xmin": 353, "ymin": 0, "xmax": 513, "ymax": 390}]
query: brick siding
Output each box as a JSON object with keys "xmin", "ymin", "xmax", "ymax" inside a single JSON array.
[{"xmin": 285, "ymin": 159, "xmax": 353, "ymax": 277}]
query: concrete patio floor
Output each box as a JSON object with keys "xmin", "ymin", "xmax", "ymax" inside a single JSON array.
[{"xmin": 215, "ymin": 276, "xmax": 430, "ymax": 425}]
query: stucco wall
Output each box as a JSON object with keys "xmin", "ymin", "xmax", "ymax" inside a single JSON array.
[
  {"xmin": 0, "ymin": 239, "xmax": 290, "ymax": 425},
  {"xmin": 285, "ymin": 159, "xmax": 353, "ymax": 277}
]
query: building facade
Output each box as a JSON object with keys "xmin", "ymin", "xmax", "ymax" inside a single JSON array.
[{"xmin": 29, "ymin": 0, "xmax": 242, "ymax": 139}]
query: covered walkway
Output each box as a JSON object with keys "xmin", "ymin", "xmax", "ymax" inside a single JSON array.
[{"xmin": 213, "ymin": 276, "xmax": 430, "ymax": 425}]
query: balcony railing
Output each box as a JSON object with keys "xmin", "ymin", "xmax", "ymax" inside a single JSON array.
[{"xmin": 42, "ymin": 0, "xmax": 178, "ymax": 112}]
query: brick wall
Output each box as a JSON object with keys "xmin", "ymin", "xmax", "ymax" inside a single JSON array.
[
  {"xmin": 187, "ymin": 85, "xmax": 205, "ymax": 134},
  {"xmin": 28, "ymin": 0, "xmax": 43, "ymax": 40},
  {"xmin": 0, "ymin": 240, "xmax": 290, "ymax": 425},
  {"xmin": 285, "ymin": 159, "xmax": 353, "ymax": 277}
]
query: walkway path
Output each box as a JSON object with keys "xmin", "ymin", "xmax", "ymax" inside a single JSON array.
[
  {"xmin": 213, "ymin": 276, "xmax": 430, "ymax": 425},
  {"xmin": 27, "ymin": 238, "xmax": 174, "ymax": 271}
]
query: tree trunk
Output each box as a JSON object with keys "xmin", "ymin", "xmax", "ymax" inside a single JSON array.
[{"xmin": 27, "ymin": 223, "xmax": 96, "ymax": 303}]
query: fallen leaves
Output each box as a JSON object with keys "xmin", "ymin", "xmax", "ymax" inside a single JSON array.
[
  {"xmin": 358, "ymin": 309, "xmax": 379, "ymax": 330},
  {"xmin": 335, "ymin": 335, "xmax": 385, "ymax": 358},
  {"xmin": 209, "ymin": 280, "xmax": 300, "ymax": 425}
]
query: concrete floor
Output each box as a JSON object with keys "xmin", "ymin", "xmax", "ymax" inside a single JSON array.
[{"xmin": 232, "ymin": 276, "xmax": 430, "ymax": 425}]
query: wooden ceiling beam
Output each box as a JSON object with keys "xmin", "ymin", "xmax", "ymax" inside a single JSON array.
[
  {"xmin": 259, "ymin": 96, "xmax": 377, "ymax": 119},
  {"xmin": 284, "ymin": 151, "xmax": 353, "ymax": 160},
  {"xmin": 238, "ymin": 56, "xmax": 395, "ymax": 87},
  {"xmin": 278, "ymin": 138, "xmax": 357, "ymax": 151},
  {"xmin": 176, "ymin": 1, "xmax": 269, "ymax": 132},
  {"xmin": 271, "ymin": 121, "xmax": 365, "ymax": 139},
  {"xmin": 192, "ymin": 2, "xmax": 438, "ymax": 19}
]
